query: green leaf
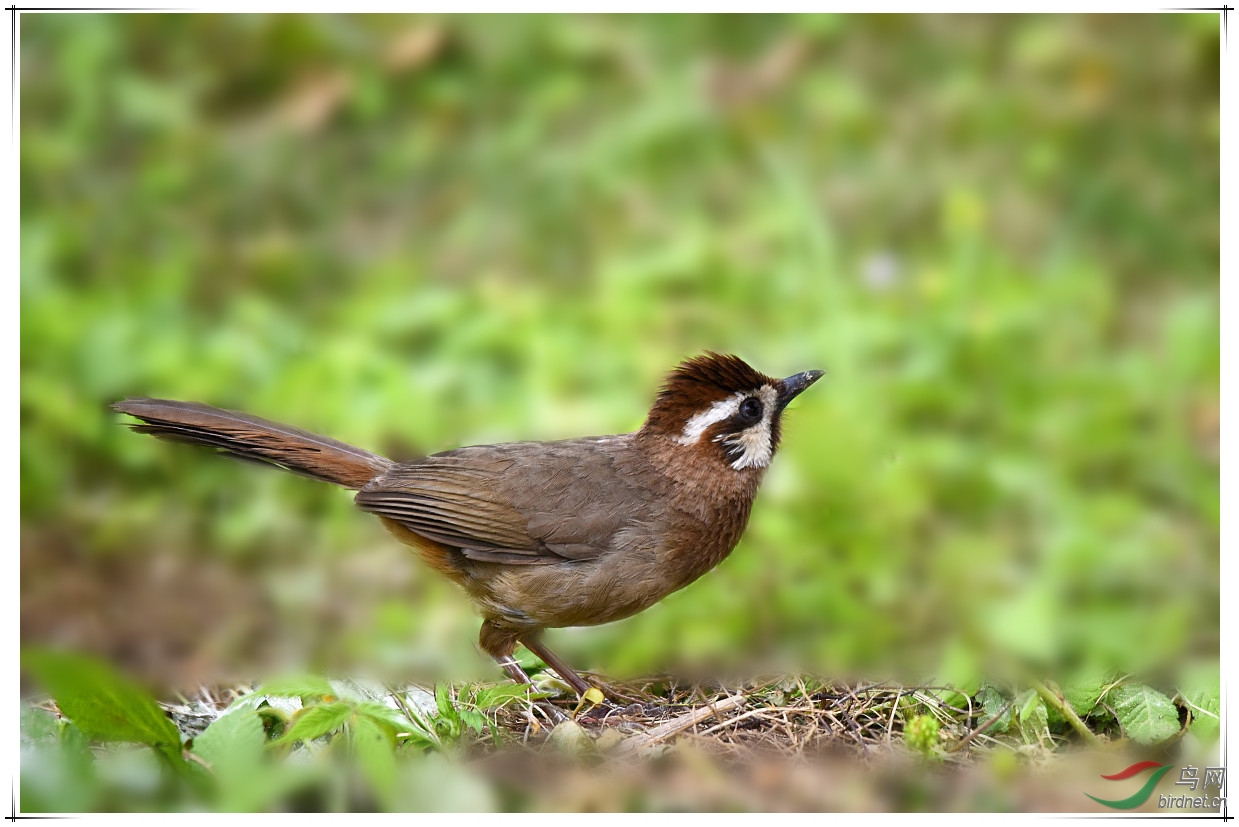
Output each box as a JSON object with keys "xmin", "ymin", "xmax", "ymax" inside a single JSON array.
[
  {"xmin": 434, "ymin": 683, "xmax": 459, "ymax": 724},
  {"xmin": 1044, "ymin": 677, "xmax": 1109, "ymax": 726},
  {"xmin": 20, "ymin": 706, "xmax": 59, "ymax": 743},
  {"xmin": 353, "ymin": 713, "xmax": 397, "ymax": 805},
  {"xmin": 976, "ymin": 686, "xmax": 1013, "ymax": 733},
  {"xmin": 472, "ymin": 683, "xmax": 545, "ymax": 709},
  {"xmin": 193, "ymin": 708, "xmax": 270, "ymax": 811},
  {"xmin": 1017, "ymin": 689, "xmax": 1048, "ymax": 744},
  {"xmin": 1063, "ymin": 678, "xmax": 1109, "ymax": 719},
  {"xmin": 276, "ymin": 702, "xmax": 353, "ymax": 745},
  {"xmin": 23, "ymin": 649, "xmax": 182, "ymax": 763},
  {"xmin": 354, "ymin": 701, "xmax": 407, "ymax": 733},
  {"xmin": 1179, "ymin": 663, "xmax": 1220, "ymax": 743},
  {"xmin": 194, "ymin": 707, "xmax": 266, "ymax": 767},
  {"xmin": 458, "ymin": 709, "xmax": 488, "ymax": 734},
  {"xmin": 1185, "ymin": 689, "xmax": 1220, "ymax": 742},
  {"xmin": 1110, "ymin": 683, "xmax": 1180, "ymax": 745},
  {"xmin": 20, "ymin": 717, "xmax": 98, "ymax": 813},
  {"xmin": 374, "ymin": 698, "xmax": 441, "ymax": 750},
  {"xmin": 258, "ymin": 675, "xmax": 335, "ymax": 700}
]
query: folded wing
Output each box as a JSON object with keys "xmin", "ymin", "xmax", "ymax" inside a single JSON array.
[{"xmin": 354, "ymin": 438, "xmax": 649, "ymax": 565}]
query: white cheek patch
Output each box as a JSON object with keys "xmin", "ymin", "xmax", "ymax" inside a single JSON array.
[
  {"xmin": 718, "ymin": 423, "xmax": 774, "ymax": 469},
  {"xmin": 718, "ymin": 384, "xmax": 778, "ymax": 469},
  {"xmin": 675, "ymin": 394, "xmax": 743, "ymax": 446},
  {"xmin": 676, "ymin": 386, "xmax": 778, "ymax": 470}
]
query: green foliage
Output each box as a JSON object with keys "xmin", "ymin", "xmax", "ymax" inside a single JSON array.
[
  {"xmin": 975, "ymin": 685, "xmax": 1013, "ymax": 734},
  {"xmin": 276, "ymin": 702, "xmax": 354, "ymax": 745},
  {"xmin": 20, "ymin": 709, "xmax": 98, "ymax": 812},
  {"xmin": 468, "ymin": 682, "xmax": 547, "ymax": 711},
  {"xmin": 903, "ymin": 714, "xmax": 941, "ymax": 759},
  {"xmin": 432, "ymin": 683, "xmax": 490, "ymax": 742},
  {"xmin": 1061, "ymin": 678, "xmax": 1109, "ymax": 720},
  {"xmin": 959, "ymin": 672, "xmax": 1214, "ymax": 750},
  {"xmin": 1108, "ymin": 683, "xmax": 1181, "ymax": 746},
  {"xmin": 22, "ymin": 657, "xmax": 507, "ymax": 812},
  {"xmin": 351, "ymin": 713, "xmax": 398, "ymax": 807},
  {"xmin": 17, "ymin": 13, "xmax": 1219, "ymax": 811},
  {"xmin": 23, "ymin": 649, "xmax": 184, "ymax": 765},
  {"xmin": 1179, "ymin": 662, "xmax": 1220, "ymax": 742},
  {"xmin": 257, "ymin": 675, "xmax": 335, "ymax": 701},
  {"xmin": 191, "ymin": 706, "xmax": 271, "ymax": 811},
  {"xmin": 1016, "ymin": 690, "xmax": 1049, "ymax": 746},
  {"xmin": 19, "ymin": 14, "xmax": 1218, "ymax": 689}
]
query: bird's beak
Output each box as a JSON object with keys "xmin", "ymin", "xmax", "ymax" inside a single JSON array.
[{"xmin": 776, "ymin": 369, "xmax": 824, "ymax": 411}]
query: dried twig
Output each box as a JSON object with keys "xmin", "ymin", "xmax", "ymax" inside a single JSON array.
[{"xmin": 615, "ymin": 694, "xmax": 747, "ymax": 754}]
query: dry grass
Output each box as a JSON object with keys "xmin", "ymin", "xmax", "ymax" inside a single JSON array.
[
  {"xmin": 63, "ymin": 675, "xmax": 1160, "ymax": 811},
  {"xmin": 485, "ymin": 674, "xmax": 1012, "ymax": 762},
  {"xmin": 159, "ymin": 673, "xmax": 1008, "ymax": 764}
]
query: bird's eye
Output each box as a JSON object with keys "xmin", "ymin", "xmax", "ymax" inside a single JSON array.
[{"xmin": 739, "ymin": 397, "xmax": 763, "ymax": 423}]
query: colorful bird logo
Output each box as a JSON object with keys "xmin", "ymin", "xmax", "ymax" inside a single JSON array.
[{"xmin": 1086, "ymin": 761, "xmax": 1173, "ymax": 809}]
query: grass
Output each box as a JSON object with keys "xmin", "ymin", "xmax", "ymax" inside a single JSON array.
[{"xmin": 20, "ymin": 648, "xmax": 1222, "ymax": 811}]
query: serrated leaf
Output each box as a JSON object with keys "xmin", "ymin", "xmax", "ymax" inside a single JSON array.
[
  {"xmin": 276, "ymin": 702, "xmax": 353, "ymax": 745},
  {"xmin": 1062, "ymin": 678, "xmax": 1108, "ymax": 719},
  {"xmin": 258, "ymin": 675, "xmax": 334, "ymax": 700},
  {"xmin": 23, "ymin": 649, "xmax": 181, "ymax": 763},
  {"xmin": 1044, "ymin": 677, "xmax": 1108, "ymax": 727},
  {"xmin": 434, "ymin": 683, "xmax": 459, "ymax": 724},
  {"xmin": 355, "ymin": 702, "xmax": 415, "ymax": 738},
  {"xmin": 458, "ymin": 709, "xmax": 488, "ymax": 734},
  {"xmin": 1111, "ymin": 683, "xmax": 1180, "ymax": 745}
]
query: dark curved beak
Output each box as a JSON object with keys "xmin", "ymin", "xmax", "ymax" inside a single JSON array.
[{"xmin": 776, "ymin": 369, "xmax": 824, "ymax": 411}]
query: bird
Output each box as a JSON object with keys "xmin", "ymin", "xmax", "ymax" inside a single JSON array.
[{"xmin": 111, "ymin": 353, "xmax": 822, "ymax": 702}]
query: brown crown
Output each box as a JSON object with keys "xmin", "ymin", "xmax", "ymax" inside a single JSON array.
[{"xmin": 641, "ymin": 352, "xmax": 778, "ymax": 436}]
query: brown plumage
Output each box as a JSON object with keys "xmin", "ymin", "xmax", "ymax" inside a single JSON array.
[{"xmin": 112, "ymin": 353, "xmax": 822, "ymax": 701}]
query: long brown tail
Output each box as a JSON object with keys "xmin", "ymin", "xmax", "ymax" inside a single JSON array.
[{"xmin": 112, "ymin": 398, "xmax": 394, "ymax": 490}]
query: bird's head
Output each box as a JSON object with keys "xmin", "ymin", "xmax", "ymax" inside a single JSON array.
[{"xmin": 641, "ymin": 353, "xmax": 823, "ymax": 472}]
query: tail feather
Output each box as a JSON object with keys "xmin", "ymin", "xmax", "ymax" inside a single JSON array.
[{"xmin": 111, "ymin": 398, "xmax": 393, "ymax": 490}]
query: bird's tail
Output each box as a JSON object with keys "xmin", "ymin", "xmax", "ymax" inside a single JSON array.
[{"xmin": 111, "ymin": 398, "xmax": 394, "ymax": 490}]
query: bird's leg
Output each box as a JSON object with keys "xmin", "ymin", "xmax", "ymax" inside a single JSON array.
[
  {"xmin": 519, "ymin": 633, "xmax": 595, "ymax": 698},
  {"xmin": 480, "ymin": 619, "xmax": 534, "ymax": 683},
  {"xmin": 479, "ymin": 620, "xmax": 567, "ymax": 723},
  {"xmin": 494, "ymin": 655, "xmax": 532, "ymax": 685}
]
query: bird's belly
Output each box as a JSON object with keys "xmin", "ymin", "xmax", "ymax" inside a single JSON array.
[{"xmin": 482, "ymin": 554, "xmax": 676, "ymax": 629}]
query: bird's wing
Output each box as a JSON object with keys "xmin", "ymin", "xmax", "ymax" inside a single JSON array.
[{"xmin": 354, "ymin": 437, "xmax": 648, "ymax": 565}]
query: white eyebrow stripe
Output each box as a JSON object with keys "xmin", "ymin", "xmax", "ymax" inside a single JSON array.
[{"xmin": 674, "ymin": 393, "xmax": 744, "ymax": 445}]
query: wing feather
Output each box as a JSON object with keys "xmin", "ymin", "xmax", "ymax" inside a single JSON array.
[{"xmin": 355, "ymin": 438, "xmax": 647, "ymax": 565}]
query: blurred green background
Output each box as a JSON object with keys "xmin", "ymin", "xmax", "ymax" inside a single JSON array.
[{"xmin": 20, "ymin": 14, "xmax": 1219, "ymax": 695}]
